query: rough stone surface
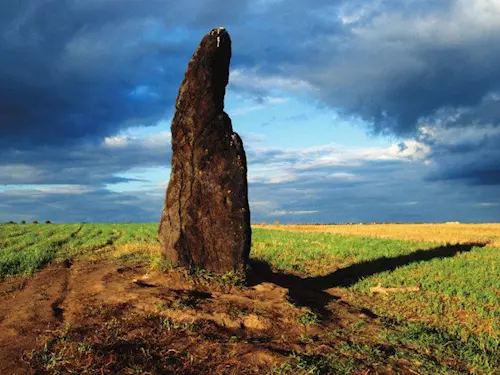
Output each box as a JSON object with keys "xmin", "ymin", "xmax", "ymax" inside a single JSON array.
[{"xmin": 158, "ymin": 27, "xmax": 251, "ymax": 275}]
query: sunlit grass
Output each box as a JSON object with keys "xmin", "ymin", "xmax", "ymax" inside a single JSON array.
[
  {"xmin": 252, "ymin": 229, "xmax": 500, "ymax": 334},
  {"xmin": 111, "ymin": 242, "xmax": 168, "ymax": 270},
  {"xmin": 255, "ymin": 223, "xmax": 500, "ymax": 247},
  {"xmin": 1, "ymin": 222, "xmax": 499, "ymax": 373}
]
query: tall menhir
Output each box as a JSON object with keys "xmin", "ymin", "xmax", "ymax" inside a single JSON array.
[{"xmin": 158, "ymin": 27, "xmax": 251, "ymax": 275}]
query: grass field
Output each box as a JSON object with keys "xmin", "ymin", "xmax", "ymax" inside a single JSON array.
[
  {"xmin": 251, "ymin": 228, "xmax": 500, "ymax": 373},
  {"xmin": 0, "ymin": 223, "xmax": 163, "ymax": 277},
  {"xmin": 1, "ymin": 222, "xmax": 499, "ymax": 374},
  {"xmin": 255, "ymin": 223, "xmax": 500, "ymax": 247}
]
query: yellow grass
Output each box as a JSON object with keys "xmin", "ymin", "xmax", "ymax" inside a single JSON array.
[
  {"xmin": 111, "ymin": 243, "xmax": 162, "ymax": 257},
  {"xmin": 254, "ymin": 223, "xmax": 500, "ymax": 247},
  {"xmin": 110, "ymin": 243, "xmax": 166, "ymax": 270}
]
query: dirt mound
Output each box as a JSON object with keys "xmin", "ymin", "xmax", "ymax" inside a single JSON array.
[
  {"xmin": 1, "ymin": 260, "xmax": 309, "ymax": 374},
  {"xmin": 0, "ymin": 259, "xmax": 473, "ymax": 374}
]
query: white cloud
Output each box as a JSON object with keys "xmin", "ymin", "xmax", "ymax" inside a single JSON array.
[
  {"xmin": 143, "ymin": 131, "xmax": 171, "ymax": 146},
  {"xmin": 270, "ymin": 210, "xmax": 318, "ymax": 217},
  {"xmin": 240, "ymin": 132, "xmax": 268, "ymax": 144},
  {"xmin": 476, "ymin": 202, "xmax": 500, "ymax": 207},
  {"xmin": 35, "ymin": 185, "xmax": 96, "ymax": 194},
  {"xmin": 245, "ymin": 138, "xmax": 434, "ymax": 199},
  {"xmin": 268, "ymin": 171, "xmax": 297, "ymax": 184},
  {"xmin": 232, "ymin": 105, "xmax": 264, "ymax": 116},
  {"xmin": 105, "ymin": 131, "xmax": 171, "ymax": 148},
  {"xmin": 104, "ymin": 135, "xmax": 130, "ymax": 147},
  {"xmin": 0, "ymin": 185, "xmax": 95, "ymax": 196},
  {"xmin": 231, "ymin": 96, "xmax": 288, "ymax": 116},
  {"xmin": 399, "ymin": 201, "xmax": 419, "ymax": 206},
  {"xmin": 386, "ymin": 140, "xmax": 432, "ymax": 161},
  {"xmin": 250, "ymin": 139, "xmax": 430, "ymax": 170},
  {"xmin": 325, "ymin": 172, "xmax": 361, "ymax": 181},
  {"xmin": 230, "ymin": 68, "xmax": 315, "ymax": 94},
  {"xmin": 418, "ymin": 123, "xmax": 500, "ymax": 146},
  {"xmin": 351, "ymin": 0, "xmax": 500, "ymax": 46}
]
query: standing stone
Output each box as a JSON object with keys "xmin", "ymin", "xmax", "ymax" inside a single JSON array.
[{"xmin": 158, "ymin": 27, "xmax": 251, "ymax": 275}]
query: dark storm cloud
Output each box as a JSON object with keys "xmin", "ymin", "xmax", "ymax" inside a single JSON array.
[
  {"xmin": 314, "ymin": 1, "xmax": 499, "ymax": 136},
  {"xmin": 5, "ymin": 0, "xmax": 499, "ymax": 141},
  {"xmin": 0, "ymin": 0, "xmax": 252, "ymax": 148},
  {"xmin": 227, "ymin": 0, "xmax": 500, "ymax": 185},
  {"xmin": 249, "ymin": 159, "xmax": 500, "ymax": 224},
  {"xmin": 425, "ymin": 131, "xmax": 500, "ymax": 185},
  {"xmin": 0, "ymin": 135, "xmax": 171, "ymax": 185},
  {"xmin": 413, "ymin": 93, "xmax": 500, "ymax": 185},
  {"xmin": 0, "ymin": 187, "xmax": 163, "ymax": 223}
]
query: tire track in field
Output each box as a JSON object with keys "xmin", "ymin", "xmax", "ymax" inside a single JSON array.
[
  {"xmin": 0, "ymin": 225, "xmax": 84, "ymax": 278},
  {"xmin": 2, "ymin": 225, "xmax": 79, "ymax": 253},
  {"xmin": 0, "ymin": 262, "xmax": 72, "ymax": 374},
  {"xmin": 47, "ymin": 226, "xmax": 127, "ymax": 328},
  {"xmin": 58, "ymin": 225, "xmax": 126, "ymax": 260},
  {"xmin": 6, "ymin": 226, "xmax": 86, "ymax": 324},
  {"xmin": 82, "ymin": 231, "xmax": 126, "ymax": 257},
  {"xmin": 49, "ymin": 227, "xmax": 127, "ymax": 325},
  {"xmin": 32, "ymin": 224, "xmax": 85, "ymax": 261},
  {"xmin": 50, "ymin": 259, "xmax": 73, "ymax": 323},
  {"xmin": 0, "ymin": 229, "xmax": 29, "ymax": 246},
  {"xmin": 55, "ymin": 224, "xmax": 101, "ymax": 259}
]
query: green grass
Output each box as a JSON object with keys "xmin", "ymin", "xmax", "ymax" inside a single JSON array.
[
  {"xmin": 0, "ymin": 223, "xmax": 160, "ymax": 276},
  {"xmin": 252, "ymin": 229, "xmax": 500, "ymax": 325},
  {"xmin": 251, "ymin": 228, "xmax": 500, "ymax": 374},
  {"xmin": 271, "ymin": 352, "xmax": 358, "ymax": 375},
  {"xmin": 0, "ymin": 223, "xmax": 82, "ymax": 276},
  {"xmin": 1, "ymin": 223, "xmax": 499, "ymax": 373},
  {"xmin": 380, "ymin": 322, "xmax": 500, "ymax": 374}
]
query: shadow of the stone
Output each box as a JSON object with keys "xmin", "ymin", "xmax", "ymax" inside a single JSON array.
[{"xmin": 248, "ymin": 242, "xmax": 485, "ymax": 319}]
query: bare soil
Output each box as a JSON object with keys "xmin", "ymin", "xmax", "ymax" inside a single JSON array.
[{"xmin": 0, "ymin": 260, "xmax": 464, "ymax": 374}]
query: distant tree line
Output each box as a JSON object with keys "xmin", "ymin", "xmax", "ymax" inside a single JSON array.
[{"xmin": 5, "ymin": 220, "xmax": 52, "ymax": 224}]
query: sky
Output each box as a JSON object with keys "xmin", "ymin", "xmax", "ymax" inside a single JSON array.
[{"xmin": 1, "ymin": 0, "xmax": 500, "ymax": 224}]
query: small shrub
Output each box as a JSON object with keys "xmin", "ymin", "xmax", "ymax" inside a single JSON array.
[
  {"xmin": 33, "ymin": 220, "xmax": 39, "ymax": 224},
  {"xmin": 21, "ymin": 220, "xmax": 26, "ymax": 224},
  {"xmin": 45, "ymin": 220, "xmax": 51, "ymax": 224}
]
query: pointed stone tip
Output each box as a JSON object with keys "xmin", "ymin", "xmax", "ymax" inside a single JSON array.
[
  {"xmin": 209, "ymin": 26, "xmax": 227, "ymax": 36},
  {"xmin": 206, "ymin": 26, "xmax": 228, "ymax": 50},
  {"xmin": 176, "ymin": 27, "xmax": 231, "ymax": 112},
  {"xmin": 207, "ymin": 27, "xmax": 230, "ymax": 49}
]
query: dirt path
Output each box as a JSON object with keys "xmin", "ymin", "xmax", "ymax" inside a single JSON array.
[
  {"xmin": 0, "ymin": 261, "xmax": 71, "ymax": 374},
  {"xmin": 0, "ymin": 260, "xmax": 473, "ymax": 374}
]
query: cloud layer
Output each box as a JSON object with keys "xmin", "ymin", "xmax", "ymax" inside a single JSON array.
[{"xmin": 1, "ymin": 0, "xmax": 500, "ymax": 222}]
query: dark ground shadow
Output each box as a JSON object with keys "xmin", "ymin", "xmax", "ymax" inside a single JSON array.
[{"xmin": 248, "ymin": 242, "xmax": 485, "ymax": 319}]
